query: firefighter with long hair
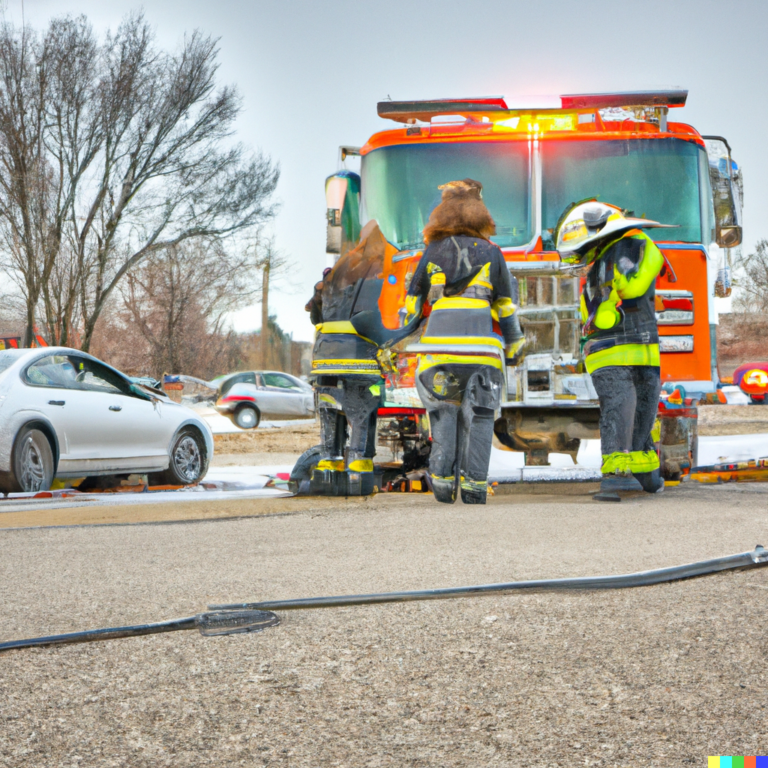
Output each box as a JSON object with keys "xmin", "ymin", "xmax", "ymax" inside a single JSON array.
[{"xmin": 405, "ymin": 179, "xmax": 524, "ymax": 504}]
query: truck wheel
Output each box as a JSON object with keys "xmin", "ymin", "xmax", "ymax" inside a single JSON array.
[
  {"xmin": 9, "ymin": 427, "xmax": 55, "ymax": 493},
  {"xmin": 235, "ymin": 405, "xmax": 260, "ymax": 429},
  {"xmin": 151, "ymin": 428, "xmax": 208, "ymax": 486}
]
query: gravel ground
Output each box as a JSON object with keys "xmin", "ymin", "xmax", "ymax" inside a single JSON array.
[
  {"xmin": 698, "ymin": 405, "xmax": 768, "ymax": 435},
  {"xmin": 1, "ymin": 482, "xmax": 768, "ymax": 767}
]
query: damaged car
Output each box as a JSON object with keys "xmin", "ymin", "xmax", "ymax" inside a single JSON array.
[{"xmin": 0, "ymin": 348, "xmax": 213, "ymax": 493}]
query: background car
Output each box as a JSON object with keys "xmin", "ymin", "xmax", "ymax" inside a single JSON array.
[
  {"xmin": 0, "ymin": 347, "xmax": 214, "ymax": 493},
  {"xmin": 211, "ymin": 370, "xmax": 314, "ymax": 429}
]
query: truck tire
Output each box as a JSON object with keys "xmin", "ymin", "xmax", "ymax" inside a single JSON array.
[
  {"xmin": 150, "ymin": 428, "xmax": 209, "ymax": 486},
  {"xmin": 235, "ymin": 404, "xmax": 260, "ymax": 429},
  {"xmin": 6, "ymin": 427, "xmax": 55, "ymax": 493}
]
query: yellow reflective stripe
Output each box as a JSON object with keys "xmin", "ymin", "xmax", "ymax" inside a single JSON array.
[
  {"xmin": 613, "ymin": 234, "xmax": 664, "ymax": 300},
  {"xmin": 629, "ymin": 450, "xmax": 659, "ymax": 472},
  {"xmin": 316, "ymin": 459, "xmax": 345, "ymax": 472},
  {"xmin": 431, "ymin": 473, "xmax": 455, "ymax": 481},
  {"xmin": 348, "ymin": 459, "xmax": 373, "ymax": 472},
  {"xmin": 418, "ymin": 354, "xmax": 503, "ymax": 372},
  {"xmin": 312, "ymin": 359, "xmax": 381, "ymax": 375},
  {"xmin": 430, "ymin": 272, "xmax": 446, "ymax": 285},
  {"xmin": 432, "ymin": 297, "xmax": 489, "ymax": 310},
  {"xmin": 586, "ymin": 344, "xmax": 660, "ymax": 373},
  {"xmin": 468, "ymin": 262, "xmax": 492, "ymax": 289},
  {"xmin": 460, "ymin": 479, "xmax": 487, "ymax": 491},
  {"xmin": 580, "ymin": 293, "xmax": 588, "ymax": 323},
  {"xmin": 420, "ymin": 335, "xmax": 504, "ymax": 348},
  {"xmin": 602, "ymin": 452, "xmax": 632, "ymax": 475},
  {"xmin": 317, "ymin": 321, "xmax": 357, "ymax": 334},
  {"xmin": 651, "ymin": 418, "xmax": 661, "ymax": 443},
  {"xmin": 491, "ymin": 296, "xmax": 516, "ymax": 319}
]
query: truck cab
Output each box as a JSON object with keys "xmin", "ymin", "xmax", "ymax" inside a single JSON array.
[{"xmin": 324, "ymin": 91, "xmax": 743, "ymax": 477}]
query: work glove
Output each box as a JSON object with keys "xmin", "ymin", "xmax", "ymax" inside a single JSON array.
[{"xmin": 505, "ymin": 337, "xmax": 526, "ymax": 366}]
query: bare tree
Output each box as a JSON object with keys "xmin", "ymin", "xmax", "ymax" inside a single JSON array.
[
  {"xmin": 734, "ymin": 239, "xmax": 768, "ymax": 315},
  {"xmin": 94, "ymin": 237, "xmax": 261, "ymax": 378},
  {"xmin": 0, "ymin": 13, "xmax": 279, "ymax": 349}
]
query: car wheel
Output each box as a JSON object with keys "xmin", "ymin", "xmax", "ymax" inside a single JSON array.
[
  {"xmin": 152, "ymin": 428, "xmax": 208, "ymax": 486},
  {"xmin": 11, "ymin": 427, "xmax": 55, "ymax": 493},
  {"xmin": 235, "ymin": 404, "xmax": 260, "ymax": 429}
]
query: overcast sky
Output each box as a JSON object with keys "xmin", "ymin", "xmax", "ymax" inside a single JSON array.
[{"xmin": 11, "ymin": 0, "xmax": 768, "ymax": 340}]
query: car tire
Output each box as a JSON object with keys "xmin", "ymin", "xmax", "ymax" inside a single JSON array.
[
  {"xmin": 151, "ymin": 428, "xmax": 209, "ymax": 486},
  {"xmin": 234, "ymin": 404, "xmax": 260, "ymax": 429},
  {"xmin": 7, "ymin": 427, "xmax": 55, "ymax": 494}
]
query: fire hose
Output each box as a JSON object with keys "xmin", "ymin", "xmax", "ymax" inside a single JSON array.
[{"xmin": 1, "ymin": 546, "xmax": 766, "ymax": 653}]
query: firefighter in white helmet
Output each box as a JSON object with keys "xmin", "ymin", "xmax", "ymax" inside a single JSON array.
[{"xmin": 556, "ymin": 200, "xmax": 675, "ymax": 501}]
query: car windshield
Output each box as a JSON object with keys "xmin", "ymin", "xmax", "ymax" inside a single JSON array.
[
  {"xmin": 0, "ymin": 349, "xmax": 26, "ymax": 377},
  {"xmin": 541, "ymin": 138, "xmax": 707, "ymax": 247},
  {"xmin": 361, "ymin": 141, "xmax": 531, "ymax": 250}
]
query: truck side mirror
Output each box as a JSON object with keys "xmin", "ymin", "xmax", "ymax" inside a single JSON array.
[
  {"xmin": 703, "ymin": 136, "xmax": 743, "ymax": 249},
  {"xmin": 325, "ymin": 171, "xmax": 361, "ymax": 260}
]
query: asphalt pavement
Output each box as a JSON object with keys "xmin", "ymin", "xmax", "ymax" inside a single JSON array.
[{"xmin": 1, "ymin": 481, "xmax": 767, "ymax": 767}]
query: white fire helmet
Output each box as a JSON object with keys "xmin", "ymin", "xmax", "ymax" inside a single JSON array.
[{"xmin": 555, "ymin": 200, "xmax": 675, "ymax": 264}]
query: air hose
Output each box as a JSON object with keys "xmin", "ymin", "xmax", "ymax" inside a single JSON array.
[
  {"xmin": 1, "ymin": 547, "xmax": 765, "ymax": 653},
  {"xmin": 210, "ymin": 545, "xmax": 768, "ymax": 611}
]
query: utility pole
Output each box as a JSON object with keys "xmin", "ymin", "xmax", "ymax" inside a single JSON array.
[{"xmin": 260, "ymin": 256, "xmax": 270, "ymax": 370}]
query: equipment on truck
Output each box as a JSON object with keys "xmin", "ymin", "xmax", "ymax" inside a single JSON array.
[{"xmin": 320, "ymin": 90, "xmax": 742, "ymax": 484}]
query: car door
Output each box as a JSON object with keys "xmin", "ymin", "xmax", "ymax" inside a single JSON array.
[
  {"xmin": 22, "ymin": 354, "xmax": 168, "ymax": 475},
  {"xmin": 261, "ymin": 373, "xmax": 312, "ymax": 417},
  {"xmin": 69, "ymin": 357, "xmax": 173, "ymax": 471}
]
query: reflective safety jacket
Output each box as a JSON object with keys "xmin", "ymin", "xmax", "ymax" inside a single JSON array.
[
  {"xmin": 581, "ymin": 229, "xmax": 664, "ymax": 374},
  {"xmin": 308, "ymin": 224, "xmax": 413, "ymax": 378},
  {"xmin": 405, "ymin": 236, "xmax": 522, "ymax": 371}
]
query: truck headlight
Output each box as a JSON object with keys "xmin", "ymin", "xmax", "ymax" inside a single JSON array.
[{"xmin": 660, "ymin": 335, "xmax": 694, "ymax": 353}]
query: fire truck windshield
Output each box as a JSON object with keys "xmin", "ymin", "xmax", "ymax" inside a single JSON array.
[
  {"xmin": 541, "ymin": 138, "xmax": 707, "ymax": 248},
  {"xmin": 361, "ymin": 141, "xmax": 531, "ymax": 250}
]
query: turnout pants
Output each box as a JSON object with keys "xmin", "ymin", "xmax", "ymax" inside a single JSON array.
[
  {"xmin": 312, "ymin": 375, "xmax": 381, "ymax": 495},
  {"xmin": 591, "ymin": 365, "xmax": 661, "ymax": 478},
  {"xmin": 416, "ymin": 363, "xmax": 502, "ymax": 505}
]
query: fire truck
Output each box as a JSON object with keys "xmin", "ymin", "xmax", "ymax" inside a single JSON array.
[{"xmin": 322, "ymin": 91, "xmax": 743, "ymax": 482}]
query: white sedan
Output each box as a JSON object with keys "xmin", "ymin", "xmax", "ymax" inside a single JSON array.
[{"xmin": 0, "ymin": 347, "xmax": 213, "ymax": 494}]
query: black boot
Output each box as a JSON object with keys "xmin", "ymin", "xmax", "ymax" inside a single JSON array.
[
  {"xmin": 593, "ymin": 474, "xmax": 642, "ymax": 502},
  {"xmin": 460, "ymin": 479, "xmax": 487, "ymax": 505},
  {"xmin": 431, "ymin": 477, "xmax": 457, "ymax": 504},
  {"xmin": 633, "ymin": 469, "xmax": 665, "ymax": 493}
]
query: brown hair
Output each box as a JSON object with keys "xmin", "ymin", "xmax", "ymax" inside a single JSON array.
[{"xmin": 422, "ymin": 178, "xmax": 496, "ymax": 245}]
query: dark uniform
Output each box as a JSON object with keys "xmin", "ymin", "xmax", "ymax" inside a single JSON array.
[
  {"xmin": 406, "ymin": 235, "xmax": 523, "ymax": 504},
  {"xmin": 580, "ymin": 228, "xmax": 664, "ymax": 493}
]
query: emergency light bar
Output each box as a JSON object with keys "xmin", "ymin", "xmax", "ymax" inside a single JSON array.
[{"xmin": 377, "ymin": 90, "xmax": 688, "ymax": 123}]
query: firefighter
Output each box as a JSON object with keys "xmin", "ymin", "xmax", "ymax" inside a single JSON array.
[
  {"xmin": 405, "ymin": 179, "xmax": 524, "ymax": 505},
  {"xmin": 301, "ymin": 221, "xmax": 411, "ymax": 496},
  {"xmin": 555, "ymin": 200, "xmax": 674, "ymax": 501}
]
